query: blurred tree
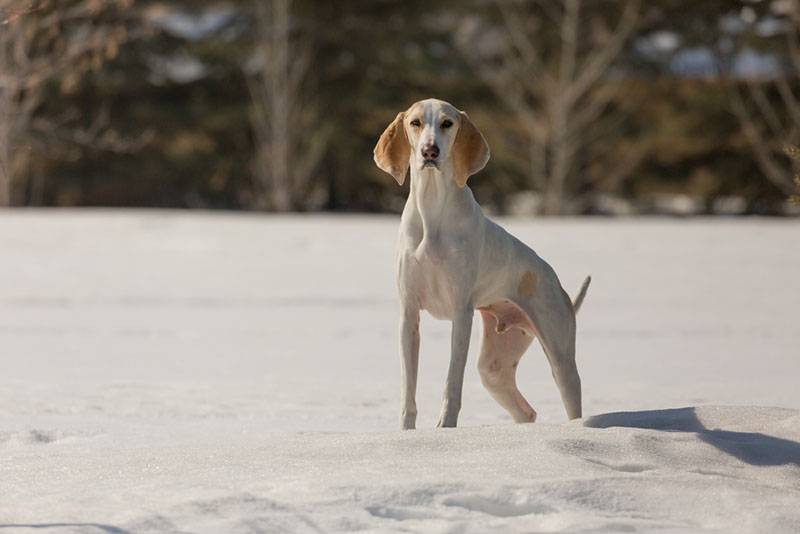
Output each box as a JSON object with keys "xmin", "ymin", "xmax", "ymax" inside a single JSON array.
[
  {"xmin": 0, "ymin": 0, "xmax": 134, "ymax": 206},
  {"xmin": 41, "ymin": 0, "xmax": 251, "ymax": 208},
  {"xmin": 0, "ymin": 2, "xmax": 33, "ymax": 206},
  {"xmin": 633, "ymin": 0, "xmax": 799, "ymax": 210},
  {"xmin": 246, "ymin": 0, "xmax": 330, "ymax": 211},
  {"xmin": 456, "ymin": 0, "xmax": 642, "ymax": 214},
  {"xmin": 727, "ymin": 1, "xmax": 800, "ymax": 198},
  {"xmin": 789, "ymin": 146, "xmax": 800, "ymax": 204}
]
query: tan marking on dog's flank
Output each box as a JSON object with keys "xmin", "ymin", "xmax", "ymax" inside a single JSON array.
[{"xmin": 518, "ymin": 271, "xmax": 537, "ymax": 297}]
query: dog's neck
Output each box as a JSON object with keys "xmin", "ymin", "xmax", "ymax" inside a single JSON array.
[{"xmin": 408, "ymin": 163, "xmax": 472, "ymax": 238}]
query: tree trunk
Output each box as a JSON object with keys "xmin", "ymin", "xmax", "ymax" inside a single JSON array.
[
  {"xmin": 543, "ymin": 0, "xmax": 579, "ymax": 215},
  {"xmin": 0, "ymin": 120, "xmax": 10, "ymax": 206},
  {"xmin": 0, "ymin": 1, "xmax": 14, "ymax": 207},
  {"xmin": 270, "ymin": 0, "xmax": 292, "ymax": 211}
]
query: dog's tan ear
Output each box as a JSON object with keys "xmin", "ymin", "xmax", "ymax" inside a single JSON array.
[
  {"xmin": 452, "ymin": 112, "xmax": 490, "ymax": 187},
  {"xmin": 374, "ymin": 111, "xmax": 410, "ymax": 185}
]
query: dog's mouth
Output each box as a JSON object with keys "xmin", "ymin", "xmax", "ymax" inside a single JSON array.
[{"xmin": 422, "ymin": 160, "xmax": 439, "ymax": 169}]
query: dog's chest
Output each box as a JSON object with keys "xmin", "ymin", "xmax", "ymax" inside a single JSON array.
[{"xmin": 398, "ymin": 232, "xmax": 471, "ymax": 320}]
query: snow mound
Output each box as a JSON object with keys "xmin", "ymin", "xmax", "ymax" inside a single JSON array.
[{"xmin": 2, "ymin": 406, "xmax": 799, "ymax": 533}]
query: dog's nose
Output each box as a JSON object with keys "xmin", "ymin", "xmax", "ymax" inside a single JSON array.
[{"xmin": 421, "ymin": 143, "xmax": 439, "ymax": 161}]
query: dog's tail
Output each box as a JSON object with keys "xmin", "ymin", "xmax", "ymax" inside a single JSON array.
[{"xmin": 572, "ymin": 276, "xmax": 591, "ymax": 314}]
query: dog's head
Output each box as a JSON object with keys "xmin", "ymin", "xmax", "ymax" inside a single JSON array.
[{"xmin": 373, "ymin": 98, "xmax": 490, "ymax": 187}]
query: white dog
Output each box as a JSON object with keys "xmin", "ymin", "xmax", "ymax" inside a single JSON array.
[{"xmin": 374, "ymin": 98, "xmax": 591, "ymax": 429}]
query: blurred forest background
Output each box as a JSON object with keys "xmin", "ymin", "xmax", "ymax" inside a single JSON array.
[{"xmin": 1, "ymin": 0, "xmax": 800, "ymax": 215}]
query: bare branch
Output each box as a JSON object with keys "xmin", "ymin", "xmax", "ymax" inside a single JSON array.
[
  {"xmin": 567, "ymin": 0, "xmax": 640, "ymax": 106},
  {"xmin": 567, "ymin": 83, "xmax": 623, "ymax": 141},
  {"xmin": 775, "ymin": 77, "xmax": 800, "ymax": 128},
  {"xmin": 730, "ymin": 85, "xmax": 796, "ymax": 195},
  {"xmin": 787, "ymin": 0, "xmax": 800, "ymax": 74},
  {"xmin": 746, "ymin": 82, "xmax": 784, "ymax": 137},
  {"xmin": 497, "ymin": 3, "xmax": 553, "ymax": 91}
]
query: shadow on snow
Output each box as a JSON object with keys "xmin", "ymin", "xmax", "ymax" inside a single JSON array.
[
  {"xmin": 0, "ymin": 524, "xmax": 128, "ymax": 533},
  {"xmin": 584, "ymin": 407, "xmax": 800, "ymax": 467}
]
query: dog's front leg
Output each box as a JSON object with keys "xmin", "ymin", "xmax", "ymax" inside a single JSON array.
[
  {"xmin": 437, "ymin": 308, "xmax": 473, "ymax": 428},
  {"xmin": 399, "ymin": 307, "xmax": 420, "ymax": 430}
]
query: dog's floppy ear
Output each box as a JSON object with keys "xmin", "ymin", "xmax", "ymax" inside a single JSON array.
[
  {"xmin": 374, "ymin": 111, "xmax": 410, "ymax": 185},
  {"xmin": 452, "ymin": 111, "xmax": 490, "ymax": 188}
]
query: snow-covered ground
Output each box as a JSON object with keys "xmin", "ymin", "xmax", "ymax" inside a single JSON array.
[{"xmin": 1, "ymin": 210, "xmax": 798, "ymax": 533}]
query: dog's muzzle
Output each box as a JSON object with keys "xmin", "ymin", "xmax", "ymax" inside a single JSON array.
[{"xmin": 421, "ymin": 143, "xmax": 439, "ymax": 167}]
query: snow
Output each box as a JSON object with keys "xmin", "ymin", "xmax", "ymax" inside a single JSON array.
[{"xmin": 1, "ymin": 210, "xmax": 799, "ymax": 533}]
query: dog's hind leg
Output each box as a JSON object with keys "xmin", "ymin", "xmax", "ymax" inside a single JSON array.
[
  {"xmin": 523, "ymin": 292, "xmax": 582, "ymax": 420},
  {"xmin": 540, "ymin": 335, "xmax": 581, "ymax": 420},
  {"xmin": 477, "ymin": 308, "xmax": 536, "ymax": 423}
]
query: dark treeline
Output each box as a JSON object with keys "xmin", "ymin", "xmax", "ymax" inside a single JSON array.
[{"xmin": 1, "ymin": 0, "xmax": 799, "ymax": 215}]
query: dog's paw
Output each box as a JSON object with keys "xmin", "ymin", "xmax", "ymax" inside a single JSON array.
[
  {"xmin": 436, "ymin": 413, "xmax": 459, "ymax": 428},
  {"xmin": 401, "ymin": 412, "xmax": 417, "ymax": 430},
  {"xmin": 519, "ymin": 408, "xmax": 537, "ymax": 423}
]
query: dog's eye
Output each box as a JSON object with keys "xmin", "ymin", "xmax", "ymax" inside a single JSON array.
[
  {"xmin": 410, "ymin": 119, "xmax": 421, "ymax": 127},
  {"xmin": 441, "ymin": 119, "xmax": 453, "ymax": 129}
]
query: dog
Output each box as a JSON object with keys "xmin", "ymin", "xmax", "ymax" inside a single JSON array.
[{"xmin": 374, "ymin": 98, "xmax": 590, "ymax": 429}]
